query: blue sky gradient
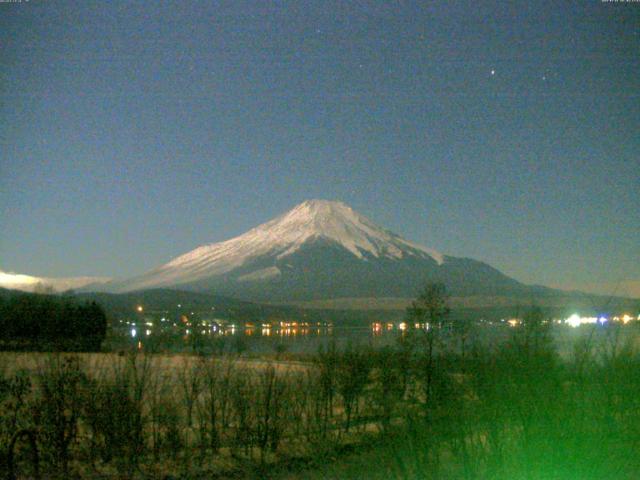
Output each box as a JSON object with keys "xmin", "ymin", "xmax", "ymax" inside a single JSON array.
[{"xmin": 1, "ymin": 1, "xmax": 638, "ymax": 294}]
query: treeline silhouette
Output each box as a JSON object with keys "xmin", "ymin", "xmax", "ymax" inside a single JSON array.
[{"xmin": 0, "ymin": 292, "xmax": 106, "ymax": 351}]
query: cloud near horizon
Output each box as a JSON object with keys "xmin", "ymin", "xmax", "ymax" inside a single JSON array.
[{"xmin": 0, "ymin": 270, "xmax": 111, "ymax": 293}]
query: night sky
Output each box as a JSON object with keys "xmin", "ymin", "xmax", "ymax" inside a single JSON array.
[{"xmin": 1, "ymin": 1, "xmax": 638, "ymax": 296}]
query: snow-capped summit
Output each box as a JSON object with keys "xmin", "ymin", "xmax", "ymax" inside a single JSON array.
[
  {"xmin": 109, "ymin": 200, "xmax": 444, "ymax": 293},
  {"xmin": 226, "ymin": 199, "xmax": 444, "ymax": 263},
  {"xmin": 102, "ymin": 199, "xmax": 528, "ymax": 300}
]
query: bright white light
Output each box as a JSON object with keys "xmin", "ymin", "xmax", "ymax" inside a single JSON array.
[
  {"xmin": 565, "ymin": 314, "xmax": 599, "ymax": 328},
  {"xmin": 145, "ymin": 329, "xmax": 151, "ymax": 336},
  {"xmin": 566, "ymin": 314, "xmax": 582, "ymax": 328},
  {"xmin": 131, "ymin": 328, "xmax": 137, "ymax": 338}
]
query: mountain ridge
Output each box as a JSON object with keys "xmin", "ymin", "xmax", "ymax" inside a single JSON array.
[{"xmin": 96, "ymin": 199, "xmax": 544, "ymax": 301}]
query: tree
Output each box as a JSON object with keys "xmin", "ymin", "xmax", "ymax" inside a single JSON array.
[
  {"xmin": 336, "ymin": 344, "xmax": 371, "ymax": 432},
  {"xmin": 33, "ymin": 283, "xmax": 56, "ymax": 295},
  {"xmin": 406, "ymin": 282, "xmax": 451, "ymax": 332},
  {"xmin": 519, "ymin": 306, "xmax": 552, "ymax": 355},
  {"xmin": 404, "ymin": 283, "xmax": 451, "ymax": 410},
  {"xmin": 0, "ymin": 293, "xmax": 107, "ymax": 351}
]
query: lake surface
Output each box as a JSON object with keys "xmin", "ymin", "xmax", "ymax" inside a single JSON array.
[{"xmin": 114, "ymin": 321, "xmax": 640, "ymax": 356}]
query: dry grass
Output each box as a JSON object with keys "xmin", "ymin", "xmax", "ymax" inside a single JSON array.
[{"xmin": 0, "ymin": 352, "xmax": 310, "ymax": 377}]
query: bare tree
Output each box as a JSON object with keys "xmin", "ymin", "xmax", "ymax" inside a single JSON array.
[{"xmin": 405, "ymin": 282, "xmax": 451, "ymax": 408}]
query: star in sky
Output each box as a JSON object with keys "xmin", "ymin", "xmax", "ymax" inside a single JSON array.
[{"xmin": 1, "ymin": 1, "xmax": 637, "ymax": 295}]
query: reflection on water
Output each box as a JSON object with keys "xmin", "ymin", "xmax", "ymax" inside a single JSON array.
[
  {"xmin": 120, "ymin": 318, "xmax": 428, "ymax": 343},
  {"xmin": 118, "ymin": 315, "xmax": 640, "ymax": 355},
  {"xmin": 119, "ymin": 320, "xmax": 406, "ymax": 354},
  {"xmin": 220, "ymin": 321, "xmax": 337, "ymax": 338}
]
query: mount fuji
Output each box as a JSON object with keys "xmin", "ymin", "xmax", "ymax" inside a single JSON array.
[{"xmin": 101, "ymin": 200, "xmax": 546, "ymax": 301}]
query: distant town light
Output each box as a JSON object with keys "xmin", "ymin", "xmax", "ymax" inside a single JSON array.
[
  {"xmin": 566, "ymin": 314, "xmax": 599, "ymax": 328},
  {"xmin": 566, "ymin": 314, "xmax": 582, "ymax": 328},
  {"xmin": 131, "ymin": 328, "xmax": 137, "ymax": 338},
  {"xmin": 136, "ymin": 305, "xmax": 143, "ymax": 312}
]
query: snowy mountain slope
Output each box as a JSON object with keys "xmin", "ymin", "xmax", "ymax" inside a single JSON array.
[
  {"xmin": 101, "ymin": 199, "xmax": 533, "ymax": 300},
  {"xmin": 106, "ymin": 200, "xmax": 445, "ymax": 293}
]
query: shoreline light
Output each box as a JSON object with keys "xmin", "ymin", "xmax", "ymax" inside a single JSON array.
[{"xmin": 565, "ymin": 314, "xmax": 604, "ymax": 328}]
